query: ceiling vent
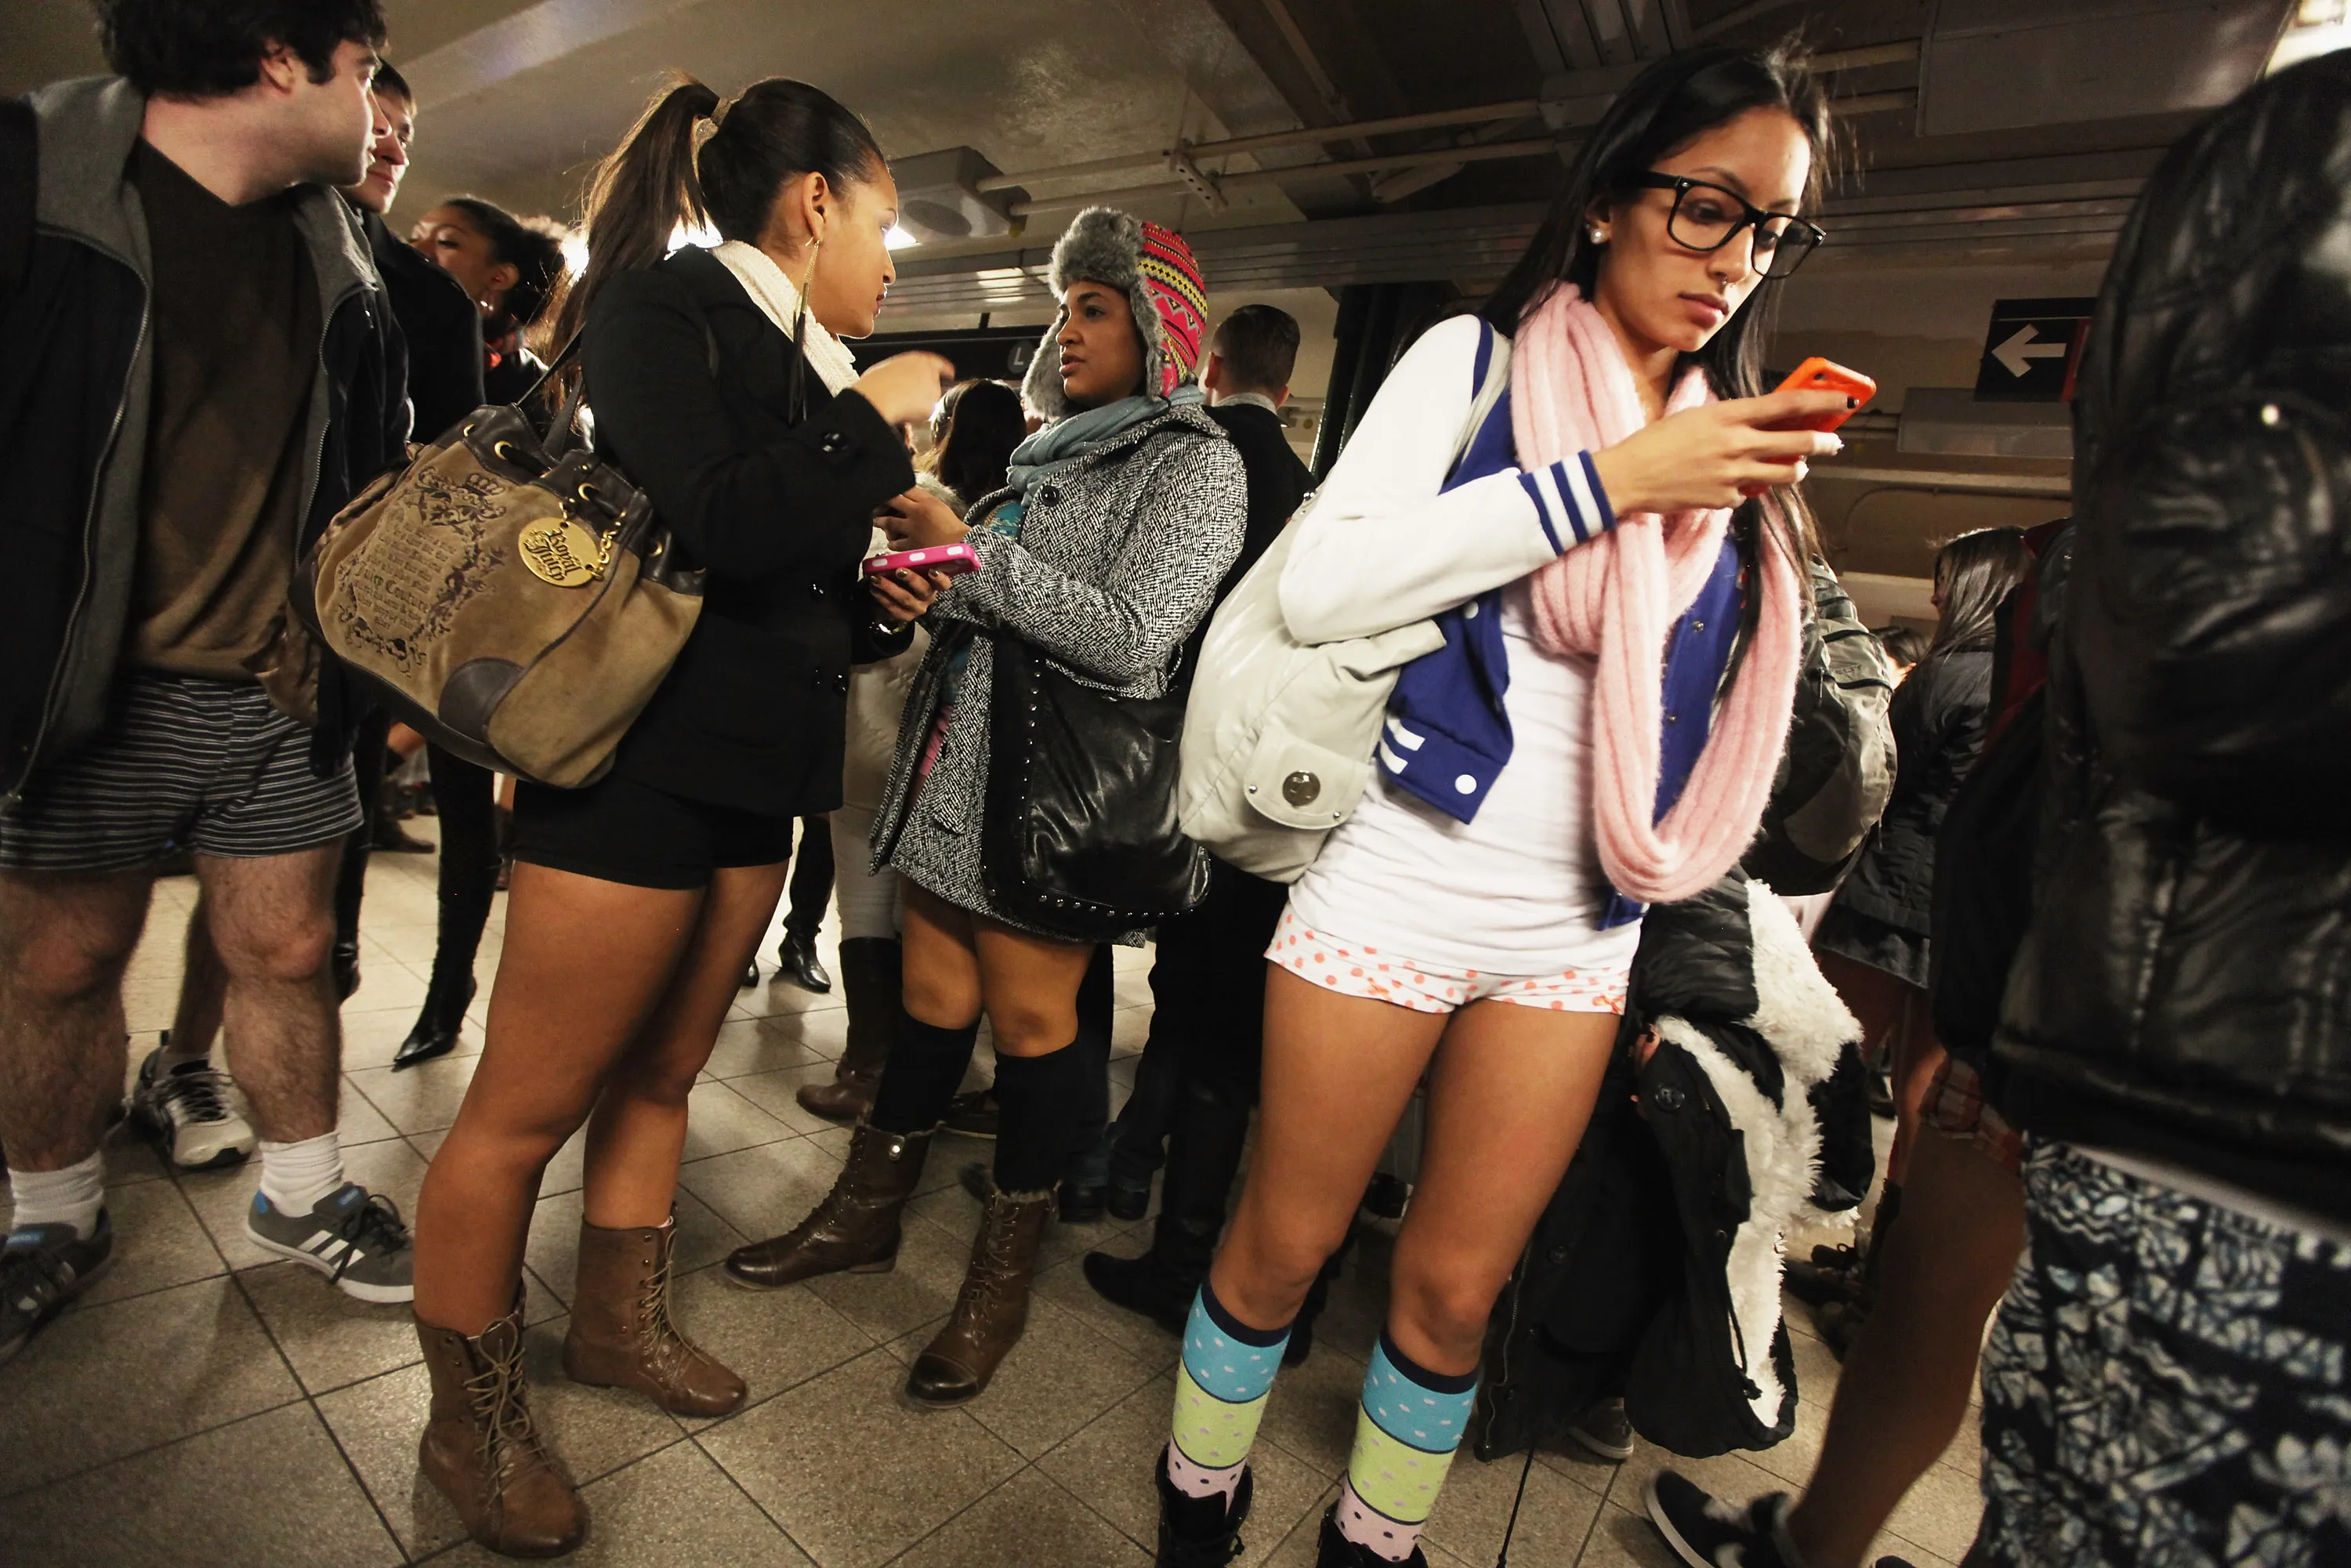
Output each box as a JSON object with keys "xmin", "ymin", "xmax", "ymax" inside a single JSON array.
[
  {"xmin": 887, "ymin": 148, "xmax": 1022, "ymax": 244},
  {"xmin": 1918, "ymin": 0, "xmax": 2294, "ymax": 135}
]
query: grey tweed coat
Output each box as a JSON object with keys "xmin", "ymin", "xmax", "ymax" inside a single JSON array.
[{"xmin": 874, "ymin": 403, "xmax": 1247, "ymax": 940}]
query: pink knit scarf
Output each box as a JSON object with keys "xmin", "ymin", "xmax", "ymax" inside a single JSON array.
[{"xmin": 1512, "ymin": 284, "xmax": 1802, "ymax": 906}]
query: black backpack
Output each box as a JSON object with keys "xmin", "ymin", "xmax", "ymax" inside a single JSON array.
[{"xmin": 1928, "ymin": 684, "xmax": 2046, "ymax": 1066}]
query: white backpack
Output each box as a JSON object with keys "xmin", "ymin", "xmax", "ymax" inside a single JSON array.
[{"xmin": 1177, "ymin": 326, "xmax": 1512, "ymax": 882}]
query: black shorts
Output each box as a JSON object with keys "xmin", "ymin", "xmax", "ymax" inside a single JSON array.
[{"xmin": 510, "ymin": 773, "xmax": 798, "ymax": 890}]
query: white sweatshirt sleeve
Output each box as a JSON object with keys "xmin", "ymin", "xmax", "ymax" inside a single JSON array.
[{"xmin": 1277, "ymin": 313, "xmax": 1614, "ymax": 645}]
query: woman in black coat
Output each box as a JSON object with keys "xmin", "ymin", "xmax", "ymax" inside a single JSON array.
[
  {"xmin": 406, "ymin": 77, "xmax": 953, "ymax": 1558},
  {"xmin": 1809, "ymin": 525, "xmax": 2026, "ymax": 1311}
]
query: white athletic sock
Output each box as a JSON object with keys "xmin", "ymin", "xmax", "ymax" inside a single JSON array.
[
  {"xmin": 257, "ymin": 1132, "xmax": 345, "ymax": 1216},
  {"xmin": 7, "ymin": 1152, "xmax": 107, "ymax": 1238}
]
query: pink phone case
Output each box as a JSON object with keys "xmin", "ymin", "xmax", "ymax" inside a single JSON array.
[{"xmin": 863, "ymin": 541, "xmax": 980, "ymax": 578}]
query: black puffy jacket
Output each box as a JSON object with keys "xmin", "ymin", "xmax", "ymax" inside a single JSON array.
[
  {"xmin": 1994, "ymin": 54, "xmax": 2351, "ymax": 1219},
  {"xmin": 1830, "ymin": 643, "xmax": 1994, "ymax": 936}
]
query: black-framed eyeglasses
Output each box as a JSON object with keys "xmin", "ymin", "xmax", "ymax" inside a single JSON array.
[{"xmin": 1633, "ymin": 173, "xmax": 1825, "ymax": 278}]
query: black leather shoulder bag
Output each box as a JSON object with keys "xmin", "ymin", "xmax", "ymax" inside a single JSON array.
[{"xmin": 982, "ymin": 636, "xmax": 1212, "ymax": 941}]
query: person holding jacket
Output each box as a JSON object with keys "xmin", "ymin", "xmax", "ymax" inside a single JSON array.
[
  {"xmin": 795, "ymin": 377, "xmax": 1027, "ymax": 1124},
  {"xmin": 1970, "ymin": 53, "xmax": 2351, "ymax": 1566},
  {"xmin": 0, "ymin": 0, "xmax": 416, "ymax": 1363},
  {"xmin": 1148, "ymin": 43, "xmax": 1853, "ymax": 1567},
  {"xmin": 404, "ymin": 76, "xmax": 951, "ymax": 1556},
  {"xmin": 724, "ymin": 208, "xmax": 1247, "ymax": 1415}
]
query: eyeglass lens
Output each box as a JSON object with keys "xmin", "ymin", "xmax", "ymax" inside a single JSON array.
[{"xmin": 1668, "ymin": 183, "xmax": 1818, "ymax": 277}]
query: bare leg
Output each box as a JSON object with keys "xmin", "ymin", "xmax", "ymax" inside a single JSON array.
[
  {"xmin": 900, "ymin": 882, "xmax": 984, "ymax": 1030},
  {"xmin": 0, "ymin": 869, "xmax": 154, "ymax": 1170},
  {"xmin": 970, "ymin": 918, "xmax": 1098, "ymax": 1058},
  {"xmin": 1209, "ymin": 969, "xmax": 1446, "ymax": 1331},
  {"xmin": 196, "ymin": 847, "xmax": 345, "ymax": 1143},
  {"xmin": 168, "ymin": 890, "xmax": 229, "ymax": 1061},
  {"xmin": 1387, "ymin": 1000, "xmax": 1619, "ymax": 1374},
  {"xmin": 1784, "ymin": 1128, "xmax": 2025, "ymax": 1568},
  {"xmin": 1886, "ymin": 1008, "xmax": 1945, "ymax": 1189},
  {"xmin": 413, "ymin": 863, "xmax": 701, "ymax": 1334},
  {"xmin": 581, "ymin": 861, "xmax": 788, "ymax": 1229}
]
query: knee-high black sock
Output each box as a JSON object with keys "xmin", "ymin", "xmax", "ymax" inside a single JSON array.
[
  {"xmin": 992, "ymin": 1043, "xmax": 1094, "ymax": 1194},
  {"xmin": 868, "ymin": 1013, "xmax": 980, "ymax": 1133}
]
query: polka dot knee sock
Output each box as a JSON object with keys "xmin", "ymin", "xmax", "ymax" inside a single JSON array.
[
  {"xmin": 1165, "ymin": 1280, "xmax": 1291, "ymax": 1505},
  {"xmin": 1334, "ymin": 1331, "xmax": 1478, "ymax": 1562}
]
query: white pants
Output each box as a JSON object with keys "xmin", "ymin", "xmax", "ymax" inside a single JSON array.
[{"xmin": 830, "ymin": 804, "xmax": 902, "ymax": 941}]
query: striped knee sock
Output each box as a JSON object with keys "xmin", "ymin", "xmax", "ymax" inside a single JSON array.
[
  {"xmin": 1335, "ymin": 1331, "xmax": 1478, "ymax": 1562},
  {"xmin": 1165, "ymin": 1280, "xmax": 1291, "ymax": 1505}
]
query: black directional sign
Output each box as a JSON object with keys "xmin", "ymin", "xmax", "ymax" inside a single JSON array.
[{"xmin": 1973, "ymin": 297, "xmax": 2096, "ymax": 402}]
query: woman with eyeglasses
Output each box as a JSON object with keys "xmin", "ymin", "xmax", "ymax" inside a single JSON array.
[{"xmin": 1151, "ymin": 43, "xmax": 1848, "ymax": 1567}]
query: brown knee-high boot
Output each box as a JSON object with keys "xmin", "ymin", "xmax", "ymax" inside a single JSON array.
[
  {"xmin": 723, "ymin": 1122, "xmax": 932, "ymax": 1288},
  {"xmin": 904, "ymin": 1179, "xmax": 1055, "ymax": 1407},
  {"xmin": 797, "ymin": 938, "xmax": 901, "ymax": 1122},
  {"xmin": 417, "ymin": 1298, "xmax": 587, "ymax": 1559},
  {"xmin": 563, "ymin": 1215, "xmax": 745, "ymax": 1417}
]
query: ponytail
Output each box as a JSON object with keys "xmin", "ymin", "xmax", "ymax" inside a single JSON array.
[
  {"xmin": 545, "ymin": 76, "xmax": 719, "ymax": 364},
  {"xmin": 546, "ymin": 73, "xmax": 884, "ymax": 369}
]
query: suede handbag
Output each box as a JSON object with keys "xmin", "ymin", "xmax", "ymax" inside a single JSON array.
[
  {"xmin": 300, "ymin": 337, "xmax": 706, "ymax": 788},
  {"xmin": 981, "ymin": 631, "xmax": 1211, "ymax": 941}
]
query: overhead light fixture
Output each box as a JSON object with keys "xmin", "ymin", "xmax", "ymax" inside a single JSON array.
[
  {"xmin": 889, "ymin": 147, "xmax": 1023, "ymax": 244},
  {"xmin": 2272, "ymin": 0, "xmax": 2351, "ymax": 69},
  {"xmin": 885, "ymin": 225, "xmax": 919, "ymax": 251}
]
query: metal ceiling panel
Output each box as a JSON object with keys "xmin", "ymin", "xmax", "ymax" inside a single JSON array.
[{"xmin": 1917, "ymin": 0, "xmax": 2294, "ymax": 135}]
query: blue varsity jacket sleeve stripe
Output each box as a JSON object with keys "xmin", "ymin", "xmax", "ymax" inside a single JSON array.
[{"xmin": 1514, "ymin": 453, "xmax": 1617, "ymax": 551}]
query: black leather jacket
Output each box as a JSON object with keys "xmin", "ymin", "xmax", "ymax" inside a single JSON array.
[{"xmin": 1994, "ymin": 54, "xmax": 2351, "ymax": 1219}]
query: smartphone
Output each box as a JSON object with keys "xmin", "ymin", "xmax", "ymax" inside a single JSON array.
[
  {"xmin": 1772, "ymin": 357, "xmax": 1878, "ymax": 430},
  {"xmin": 863, "ymin": 541, "xmax": 980, "ymax": 580}
]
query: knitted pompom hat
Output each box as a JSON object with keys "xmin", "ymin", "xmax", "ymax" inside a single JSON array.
[{"xmin": 1021, "ymin": 207, "xmax": 1209, "ymax": 418}]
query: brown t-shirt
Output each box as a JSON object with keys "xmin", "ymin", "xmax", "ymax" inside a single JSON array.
[{"xmin": 125, "ymin": 141, "xmax": 321, "ymax": 680}]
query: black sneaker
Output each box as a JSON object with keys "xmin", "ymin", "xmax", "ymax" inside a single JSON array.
[
  {"xmin": 941, "ymin": 1089, "xmax": 999, "ymax": 1140},
  {"xmin": 245, "ymin": 1182, "xmax": 414, "ymax": 1303},
  {"xmin": 1155, "ymin": 1461, "xmax": 1249, "ymax": 1566},
  {"xmin": 129, "ymin": 1045, "xmax": 256, "ymax": 1171},
  {"xmin": 1646, "ymin": 1472, "xmax": 1798, "ymax": 1568},
  {"xmin": 1566, "ymin": 1394, "xmax": 1635, "ymax": 1461},
  {"xmin": 1, "ymin": 1210, "xmax": 114, "ymax": 1365}
]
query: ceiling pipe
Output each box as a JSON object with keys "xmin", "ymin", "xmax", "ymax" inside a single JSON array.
[{"xmin": 981, "ymin": 40, "xmax": 1920, "ymax": 194}]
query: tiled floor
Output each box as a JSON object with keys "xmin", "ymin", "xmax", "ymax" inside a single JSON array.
[{"xmin": 0, "ymin": 822, "xmax": 1984, "ymax": 1566}]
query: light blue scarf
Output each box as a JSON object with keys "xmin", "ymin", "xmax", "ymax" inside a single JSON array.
[{"xmin": 1003, "ymin": 386, "xmax": 1204, "ymax": 498}]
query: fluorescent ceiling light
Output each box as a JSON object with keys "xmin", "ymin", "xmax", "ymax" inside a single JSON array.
[
  {"xmin": 886, "ymin": 225, "xmax": 920, "ymax": 251},
  {"xmin": 2273, "ymin": 0, "xmax": 2351, "ymax": 71}
]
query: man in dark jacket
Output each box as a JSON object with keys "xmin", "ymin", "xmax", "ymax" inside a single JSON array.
[
  {"xmin": 0, "ymin": 0, "xmax": 415, "ymax": 1365},
  {"xmin": 1968, "ymin": 53, "xmax": 2351, "ymax": 1567},
  {"xmin": 1081, "ymin": 305, "xmax": 1322, "ymax": 1341}
]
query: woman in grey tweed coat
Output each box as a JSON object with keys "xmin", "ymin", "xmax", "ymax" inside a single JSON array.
[{"xmin": 724, "ymin": 209, "xmax": 1246, "ymax": 1411}]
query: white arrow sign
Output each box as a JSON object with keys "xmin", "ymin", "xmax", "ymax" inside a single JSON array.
[{"xmin": 1992, "ymin": 324, "xmax": 2070, "ymax": 378}]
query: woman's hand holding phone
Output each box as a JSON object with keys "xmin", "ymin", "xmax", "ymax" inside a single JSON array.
[
  {"xmin": 1588, "ymin": 389, "xmax": 1852, "ymax": 514},
  {"xmin": 869, "ymin": 564, "xmax": 950, "ymax": 624},
  {"xmin": 875, "ymin": 485, "xmax": 969, "ymax": 550}
]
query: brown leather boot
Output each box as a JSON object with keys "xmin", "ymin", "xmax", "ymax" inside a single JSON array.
[
  {"xmin": 797, "ymin": 938, "xmax": 900, "ymax": 1122},
  {"xmin": 417, "ymin": 1302, "xmax": 587, "ymax": 1559},
  {"xmin": 723, "ymin": 1122, "xmax": 931, "ymax": 1289},
  {"xmin": 562, "ymin": 1215, "xmax": 745, "ymax": 1417},
  {"xmin": 904, "ymin": 1182, "xmax": 1054, "ymax": 1408}
]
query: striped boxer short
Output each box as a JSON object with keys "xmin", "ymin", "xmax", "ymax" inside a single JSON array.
[{"xmin": 0, "ymin": 672, "xmax": 363, "ymax": 873}]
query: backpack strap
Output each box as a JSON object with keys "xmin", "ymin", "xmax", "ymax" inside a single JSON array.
[{"xmin": 0, "ymin": 96, "xmax": 38, "ymax": 307}]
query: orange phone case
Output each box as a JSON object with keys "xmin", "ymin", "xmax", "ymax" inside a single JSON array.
[{"xmin": 1773, "ymin": 357, "xmax": 1878, "ymax": 431}]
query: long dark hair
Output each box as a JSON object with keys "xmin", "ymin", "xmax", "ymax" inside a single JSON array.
[
  {"xmin": 1927, "ymin": 527, "xmax": 2030, "ymax": 657},
  {"xmin": 440, "ymin": 195, "xmax": 570, "ymax": 330},
  {"xmin": 926, "ymin": 380, "xmax": 1027, "ymax": 506},
  {"xmin": 546, "ymin": 74, "xmax": 885, "ymax": 359},
  {"xmin": 1483, "ymin": 42, "xmax": 1835, "ymax": 567}
]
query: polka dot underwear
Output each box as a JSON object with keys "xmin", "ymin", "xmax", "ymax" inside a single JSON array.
[{"xmin": 1267, "ymin": 906, "xmax": 1628, "ymax": 1016}]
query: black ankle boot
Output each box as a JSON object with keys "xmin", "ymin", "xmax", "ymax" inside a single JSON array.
[
  {"xmin": 1086, "ymin": 1080, "xmax": 1250, "ymax": 1328},
  {"xmin": 393, "ymin": 976, "xmax": 476, "ymax": 1070},
  {"xmin": 1315, "ymin": 1504, "xmax": 1427, "ymax": 1566},
  {"xmin": 1156, "ymin": 1461, "xmax": 1250, "ymax": 1566}
]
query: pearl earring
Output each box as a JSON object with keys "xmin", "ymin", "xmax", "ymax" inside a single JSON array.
[{"xmin": 1589, "ymin": 226, "xmax": 1607, "ymax": 244}]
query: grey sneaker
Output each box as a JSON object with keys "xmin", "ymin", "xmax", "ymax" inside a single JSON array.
[
  {"xmin": 1, "ymin": 1210, "xmax": 114, "ymax": 1365},
  {"xmin": 245, "ymin": 1182, "xmax": 414, "ymax": 1303},
  {"xmin": 1566, "ymin": 1395, "xmax": 1635, "ymax": 1461},
  {"xmin": 130, "ymin": 1042, "xmax": 255, "ymax": 1171}
]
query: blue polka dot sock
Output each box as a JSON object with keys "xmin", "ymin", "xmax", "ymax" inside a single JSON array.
[
  {"xmin": 1165, "ymin": 1280, "xmax": 1291, "ymax": 1506},
  {"xmin": 1334, "ymin": 1330, "xmax": 1479, "ymax": 1562}
]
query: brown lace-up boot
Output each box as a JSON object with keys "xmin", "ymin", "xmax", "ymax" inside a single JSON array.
[
  {"xmin": 417, "ymin": 1301, "xmax": 587, "ymax": 1559},
  {"xmin": 723, "ymin": 1122, "xmax": 932, "ymax": 1288},
  {"xmin": 796, "ymin": 939, "xmax": 900, "ymax": 1122},
  {"xmin": 563, "ymin": 1216, "xmax": 745, "ymax": 1417},
  {"xmin": 904, "ymin": 1181, "xmax": 1054, "ymax": 1408}
]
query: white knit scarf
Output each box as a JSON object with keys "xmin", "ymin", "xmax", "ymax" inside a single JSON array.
[{"xmin": 708, "ymin": 239, "xmax": 862, "ymax": 396}]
